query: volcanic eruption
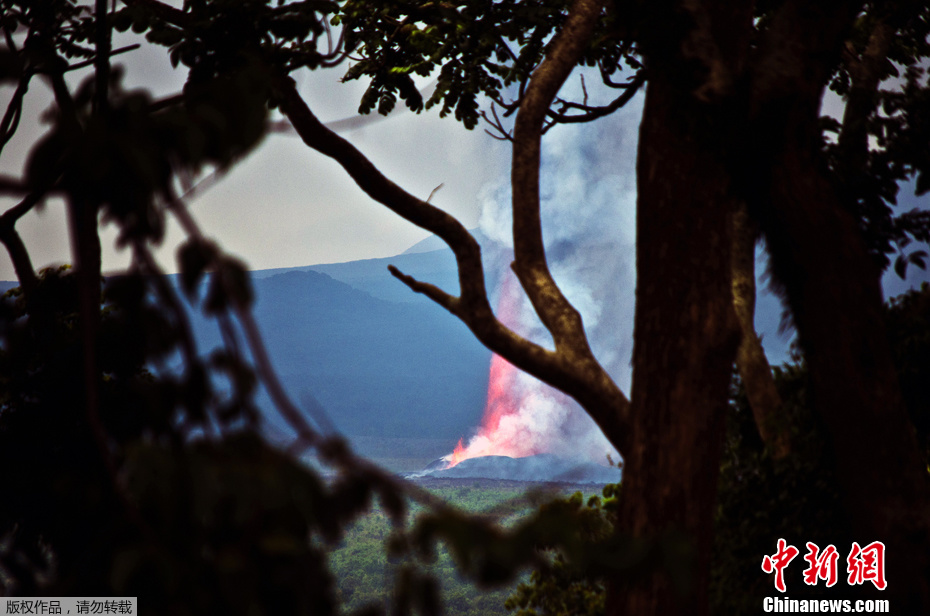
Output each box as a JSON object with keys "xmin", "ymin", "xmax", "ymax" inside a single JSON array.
[
  {"xmin": 438, "ymin": 84, "xmax": 641, "ymax": 473},
  {"xmin": 442, "ymin": 273, "xmax": 579, "ymax": 468}
]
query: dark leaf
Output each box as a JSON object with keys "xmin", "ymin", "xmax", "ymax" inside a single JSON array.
[
  {"xmin": 177, "ymin": 239, "xmax": 217, "ymax": 299},
  {"xmin": 917, "ymin": 171, "xmax": 930, "ymax": 196}
]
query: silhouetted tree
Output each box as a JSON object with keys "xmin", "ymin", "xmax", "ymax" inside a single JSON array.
[
  {"xmin": 317, "ymin": 1, "xmax": 930, "ymax": 613},
  {"xmin": 3, "ymin": 1, "xmax": 930, "ymax": 615}
]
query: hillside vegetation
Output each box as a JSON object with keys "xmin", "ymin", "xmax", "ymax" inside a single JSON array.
[{"xmin": 330, "ymin": 480, "xmax": 595, "ymax": 616}]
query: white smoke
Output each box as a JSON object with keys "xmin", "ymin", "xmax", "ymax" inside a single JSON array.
[{"xmin": 463, "ymin": 73, "xmax": 642, "ymax": 465}]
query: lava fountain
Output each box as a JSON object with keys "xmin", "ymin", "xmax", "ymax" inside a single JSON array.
[
  {"xmin": 442, "ymin": 274, "xmax": 573, "ymax": 468},
  {"xmin": 441, "ymin": 85, "xmax": 640, "ymax": 470}
]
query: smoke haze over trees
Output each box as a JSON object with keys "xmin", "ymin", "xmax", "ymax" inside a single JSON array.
[{"xmin": 2, "ymin": 1, "xmax": 930, "ymax": 616}]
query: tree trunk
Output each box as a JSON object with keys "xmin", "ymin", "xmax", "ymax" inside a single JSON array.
[
  {"xmin": 607, "ymin": 72, "xmax": 741, "ymax": 616},
  {"xmin": 745, "ymin": 98, "xmax": 930, "ymax": 611},
  {"xmin": 734, "ymin": 4, "xmax": 930, "ymax": 607},
  {"xmin": 731, "ymin": 202, "xmax": 789, "ymax": 458}
]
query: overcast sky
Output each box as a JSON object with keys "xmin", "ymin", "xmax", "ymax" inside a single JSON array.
[{"xmin": 0, "ymin": 30, "xmax": 510, "ymax": 282}]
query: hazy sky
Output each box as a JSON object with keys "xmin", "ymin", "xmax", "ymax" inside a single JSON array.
[
  {"xmin": 0, "ymin": 29, "xmax": 509, "ymax": 282},
  {"xmin": 1, "ymin": 24, "xmax": 927, "ymax": 300}
]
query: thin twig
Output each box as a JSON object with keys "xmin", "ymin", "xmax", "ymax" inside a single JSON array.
[
  {"xmin": 64, "ymin": 44, "xmax": 140, "ymax": 73},
  {"xmin": 426, "ymin": 183, "xmax": 444, "ymax": 204},
  {"xmin": 481, "ymin": 103, "xmax": 514, "ymax": 141}
]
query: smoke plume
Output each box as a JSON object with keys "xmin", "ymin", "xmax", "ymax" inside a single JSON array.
[{"xmin": 446, "ymin": 81, "xmax": 641, "ymax": 467}]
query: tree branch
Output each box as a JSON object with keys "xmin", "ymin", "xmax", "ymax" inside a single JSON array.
[
  {"xmin": 511, "ymin": 0, "xmax": 605, "ymax": 353},
  {"xmin": 731, "ymin": 202, "xmax": 788, "ymax": 459},
  {"xmin": 509, "ymin": 0, "xmax": 633, "ymax": 451},
  {"xmin": 0, "ymin": 176, "xmax": 30, "ymax": 195},
  {"xmin": 273, "ymin": 76, "xmax": 492, "ymax": 311},
  {"xmin": 387, "ymin": 265, "xmax": 459, "ymax": 314},
  {"xmin": 65, "ymin": 44, "xmax": 140, "ymax": 73},
  {"xmin": 0, "ymin": 192, "xmax": 43, "ymax": 295},
  {"xmin": 546, "ymin": 70, "xmax": 645, "ymax": 124},
  {"xmin": 480, "ymin": 102, "xmax": 514, "ymax": 141},
  {"xmin": 274, "ymin": 2, "xmax": 632, "ymax": 454},
  {"xmin": 0, "ymin": 74, "xmax": 29, "ymax": 157}
]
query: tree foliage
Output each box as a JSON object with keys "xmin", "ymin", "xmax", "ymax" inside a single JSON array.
[{"xmin": 336, "ymin": 0, "xmax": 642, "ymax": 130}]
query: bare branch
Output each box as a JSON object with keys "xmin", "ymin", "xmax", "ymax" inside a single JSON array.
[
  {"xmin": 426, "ymin": 183, "xmax": 444, "ymax": 204},
  {"xmin": 511, "ymin": 0, "xmax": 604, "ymax": 353},
  {"xmin": 0, "ymin": 75, "xmax": 29, "ymax": 156},
  {"xmin": 178, "ymin": 167, "xmax": 227, "ymax": 203},
  {"xmin": 490, "ymin": 92, "xmax": 521, "ymax": 117},
  {"xmin": 273, "ymin": 75, "xmax": 494, "ymax": 313},
  {"xmin": 388, "ymin": 264, "xmax": 459, "ymax": 314},
  {"xmin": 510, "ymin": 0, "xmax": 631, "ymax": 450},
  {"xmin": 480, "ymin": 103, "xmax": 514, "ymax": 142},
  {"xmin": 3, "ymin": 25, "xmax": 17, "ymax": 53},
  {"xmin": 0, "ymin": 219, "xmax": 37, "ymax": 295},
  {"xmin": 318, "ymin": 22, "xmax": 349, "ymax": 67},
  {"xmin": 546, "ymin": 70, "xmax": 645, "ymax": 124},
  {"xmin": 46, "ymin": 68, "xmax": 79, "ymax": 129},
  {"xmin": 0, "ymin": 190, "xmax": 44, "ymax": 225},
  {"xmin": 64, "ymin": 43, "xmax": 140, "ymax": 73}
]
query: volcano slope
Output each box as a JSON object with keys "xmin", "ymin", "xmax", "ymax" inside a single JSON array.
[{"xmin": 411, "ymin": 454, "xmax": 622, "ymax": 484}]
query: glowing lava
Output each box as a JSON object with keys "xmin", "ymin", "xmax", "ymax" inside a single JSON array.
[
  {"xmin": 446, "ymin": 438, "xmax": 467, "ymax": 467},
  {"xmin": 442, "ymin": 273, "xmax": 559, "ymax": 468}
]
